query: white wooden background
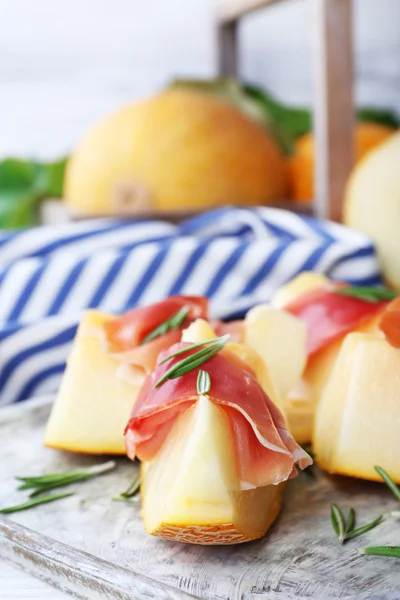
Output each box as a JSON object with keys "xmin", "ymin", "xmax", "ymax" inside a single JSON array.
[
  {"xmin": 0, "ymin": 0, "xmax": 399, "ymax": 159},
  {"xmin": 0, "ymin": 0, "xmax": 399, "ymax": 597}
]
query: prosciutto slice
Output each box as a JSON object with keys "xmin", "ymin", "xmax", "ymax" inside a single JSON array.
[
  {"xmin": 102, "ymin": 295, "xmax": 208, "ymax": 374},
  {"xmin": 379, "ymin": 296, "xmax": 400, "ymax": 348},
  {"xmin": 285, "ymin": 286, "xmax": 388, "ymax": 355},
  {"xmin": 124, "ymin": 342, "xmax": 312, "ymax": 488}
]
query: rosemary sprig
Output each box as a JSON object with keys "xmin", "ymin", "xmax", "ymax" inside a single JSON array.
[
  {"xmin": 197, "ymin": 370, "xmax": 211, "ymax": 395},
  {"xmin": 330, "ymin": 503, "xmax": 383, "ymax": 544},
  {"xmin": 375, "ymin": 466, "xmax": 400, "ymax": 502},
  {"xmin": 158, "ymin": 335, "xmax": 230, "ymax": 365},
  {"xmin": 333, "ymin": 286, "xmax": 397, "ymax": 303},
  {"xmin": 154, "ymin": 335, "xmax": 230, "ymax": 388},
  {"xmin": 0, "ymin": 491, "xmax": 74, "ymax": 514},
  {"xmin": 112, "ymin": 474, "xmax": 140, "ymax": 502},
  {"xmin": 17, "ymin": 461, "xmax": 116, "ymax": 497},
  {"xmin": 358, "ymin": 546, "xmax": 400, "ymax": 559},
  {"xmin": 141, "ymin": 306, "xmax": 189, "ymax": 345}
]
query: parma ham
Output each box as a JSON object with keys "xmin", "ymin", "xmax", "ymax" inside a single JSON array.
[
  {"xmin": 124, "ymin": 342, "xmax": 311, "ymax": 488},
  {"xmin": 102, "ymin": 295, "xmax": 208, "ymax": 374},
  {"xmin": 285, "ymin": 286, "xmax": 387, "ymax": 355}
]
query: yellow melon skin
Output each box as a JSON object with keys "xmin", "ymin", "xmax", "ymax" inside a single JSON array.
[
  {"xmin": 65, "ymin": 90, "xmax": 288, "ymax": 216},
  {"xmin": 344, "ymin": 131, "xmax": 400, "ymax": 291},
  {"xmin": 44, "ymin": 311, "xmax": 139, "ymax": 454},
  {"xmin": 141, "ymin": 395, "xmax": 283, "ymax": 545},
  {"xmin": 314, "ymin": 332, "xmax": 400, "ymax": 483}
]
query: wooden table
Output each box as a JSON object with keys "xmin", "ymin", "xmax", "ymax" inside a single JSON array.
[{"xmin": 0, "ymin": 563, "xmax": 69, "ymax": 599}]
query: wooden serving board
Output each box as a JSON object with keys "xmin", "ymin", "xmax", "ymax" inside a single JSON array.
[{"xmin": 0, "ymin": 397, "xmax": 399, "ymax": 600}]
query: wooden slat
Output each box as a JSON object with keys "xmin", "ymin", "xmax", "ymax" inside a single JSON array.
[
  {"xmin": 217, "ymin": 20, "xmax": 239, "ymax": 76},
  {"xmin": 216, "ymin": 0, "xmax": 286, "ymax": 24},
  {"xmin": 313, "ymin": 0, "xmax": 354, "ymax": 221}
]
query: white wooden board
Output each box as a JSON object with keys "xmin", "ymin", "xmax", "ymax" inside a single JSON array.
[{"xmin": 0, "ymin": 397, "xmax": 399, "ymax": 600}]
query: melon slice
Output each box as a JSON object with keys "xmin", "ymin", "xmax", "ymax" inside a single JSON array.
[
  {"xmin": 44, "ymin": 311, "xmax": 140, "ymax": 454},
  {"xmin": 314, "ymin": 332, "xmax": 400, "ymax": 483},
  {"xmin": 244, "ymin": 304, "xmax": 307, "ymax": 399},
  {"xmin": 142, "ymin": 393, "xmax": 283, "ymax": 544},
  {"xmin": 271, "ymin": 272, "xmax": 329, "ymax": 309}
]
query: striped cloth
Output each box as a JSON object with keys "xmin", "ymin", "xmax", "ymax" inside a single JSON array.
[{"xmin": 0, "ymin": 207, "xmax": 382, "ymax": 407}]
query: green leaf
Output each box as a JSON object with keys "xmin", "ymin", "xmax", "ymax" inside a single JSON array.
[
  {"xmin": 0, "ymin": 491, "xmax": 74, "ymax": 514},
  {"xmin": 358, "ymin": 546, "xmax": 400, "ymax": 559},
  {"xmin": 375, "ymin": 466, "xmax": 400, "ymax": 502},
  {"xmin": 0, "ymin": 156, "xmax": 67, "ymax": 229},
  {"xmin": 331, "ymin": 503, "xmax": 346, "ymax": 543},
  {"xmin": 141, "ymin": 306, "xmax": 190, "ymax": 345},
  {"xmin": 333, "ymin": 286, "xmax": 397, "ymax": 303},
  {"xmin": 197, "ymin": 369, "xmax": 211, "ymax": 395}
]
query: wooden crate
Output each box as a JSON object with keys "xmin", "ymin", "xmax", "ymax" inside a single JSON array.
[{"xmin": 216, "ymin": 0, "xmax": 354, "ymax": 222}]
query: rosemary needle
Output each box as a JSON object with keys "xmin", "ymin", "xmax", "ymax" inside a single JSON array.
[
  {"xmin": 141, "ymin": 306, "xmax": 190, "ymax": 345},
  {"xmin": 158, "ymin": 335, "xmax": 230, "ymax": 365},
  {"xmin": 333, "ymin": 286, "xmax": 397, "ymax": 303},
  {"xmin": 17, "ymin": 461, "xmax": 116, "ymax": 497},
  {"xmin": 197, "ymin": 369, "xmax": 211, "ymax": 395},
  {"xmin": 345, "ymin": 508, "xmax": 356, "ymax": 534},
  {"xmin": 374, "ymin": 466, "xmax": 400, "ymax": 502},
  {"xmin": 0, "ymin": 491, "xmax": 74, "ymax": 514},
  {"xmin": 112, "ymin": 475, "xmax": 140, "ymax": 502},
  {"xmin": 154, "ymin": 336, "xmax": 229, "ymax": 388},
  {"xmin": 331, "ymin": 503, "xmax": 346, "ymax": 543},
  {"xmin": 358, "ymin": 546, "xmax": 400, "ymax": 559}
]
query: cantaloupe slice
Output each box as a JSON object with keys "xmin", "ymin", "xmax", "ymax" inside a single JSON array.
[
  {"xmin": 314, "ymin": 332, "xmax": 400, "ymax": 483},
  {"xmin": 142, "ymin": 394, "xmax": 284, "ymax": 544},
  {"xmin": 271, "ymin": 272, "xmax": 329, "ymax": 309},
  {"xmin": 45, "ymin": 311, "xmax": 140, "ymax": 454},
  {"xmin": 141, "ymin": 318, "xmax": 284, "ymax": 544}
]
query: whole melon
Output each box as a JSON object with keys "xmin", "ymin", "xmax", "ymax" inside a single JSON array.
[
  {"xmin": 289, "ymin": 122, "xmax": 396, "ymax": 203},
  {"xmin": 64, "ymin": 90, "xmax": 288, "ymax": 215},
  {"xmin": 344, "ymin": 131, "xmax": 400, "ymax": 290}
]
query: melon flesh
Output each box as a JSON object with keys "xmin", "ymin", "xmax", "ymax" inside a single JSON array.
[
  {"xmin": 142, "ymin": 394, "xmax": 283, "ymax": 543},
  {"xmin": 244, "ymin": 304, "xmax": 307, "ymax": 399},
  {"xmin": 44, "ymin": 311, "xmax": 140, "ymax": 454},
  {"xmin": 314, "ymin": 332, "xmax": 400, "ymax": 483}
]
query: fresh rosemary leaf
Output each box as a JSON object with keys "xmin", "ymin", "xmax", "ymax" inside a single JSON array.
[
  {"xmin": 345, "ymin": 515, "xmax": 383, "ymax": 541},
  {"xmin": 17, "ymin": 461, "xmax": 116, "ymax": 495},
  {"xmin": 197, "ymin": 369, "xmax": 211, "ymax": 395},
  {"xmin": 141, "ymin": 306, "xmax": 189, "ymax": 345},
  {"xmin": 375, "ymin": 466, "xmax": 400, "ymax": 502},
  {"xmin": 334, "ymin": 286, "xmax": 397, "ymax": 303},
  {"xmin": 158, "ymin": 335, "xmax": 230, "ymax": 365},
  {"xmin": 358, "ymin": 546, "xmax": 400, "ymax": 559},
  {"xmin": 154, "ymin": 336, "xmax": 230, "ymax": 388},
  {"xmin": 331, "ymin": 503, "xmax": 346, "ymax": 543},
  {"xmin": 112, "ymin": 475, "xmax": 140, "ymax": 502},
  {"xmin": 0, "ymin": 491, "xmax": 74, "ymax": 514},
  {"xmin": 345, "ymin": 508, "xmax": 356, "ymax": 534}
]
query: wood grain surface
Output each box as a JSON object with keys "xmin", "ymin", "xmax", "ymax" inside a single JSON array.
[{"xmin": 1, "ymin": 397, "xmax": 400, "ymax": 600}]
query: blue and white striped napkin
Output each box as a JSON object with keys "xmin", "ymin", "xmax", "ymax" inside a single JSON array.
[{"xmin": 0, "ymin": 207, "xmax": 382, "ymax": 406}]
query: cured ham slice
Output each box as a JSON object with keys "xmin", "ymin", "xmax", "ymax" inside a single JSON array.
[
  {"xmin": 102, "ymin": 295, "xmax": 208, "ymax": 374},
  {"xmin": 285, "ymin": 286, "xmax": 388, "ymax": 355},
  {"xmin": 379, "ymin": 296, "xmax": 400, "ymax": 348},
  {"xmin": 104, "ymin": 295, "xmax": 208, "ymax": 352},
  {"xmin": 125, "ymin": 342, "xmax": 311, "ymax": 488}
]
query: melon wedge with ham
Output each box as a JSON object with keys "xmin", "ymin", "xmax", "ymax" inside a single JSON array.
[
  {"xmin": 126, "ymin": 321, "xmax": 312, "ymax": 544},
  {"xmin": 269, "ymin": 272, "xmax": 389, "ymax": 443},
  {"xmin": 314, "ymin": 331, "xmax": 400, "ymax": 483},
  {"xmin": 45, "ymin": 295, "xmax": 208, "ymax": 454}
]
